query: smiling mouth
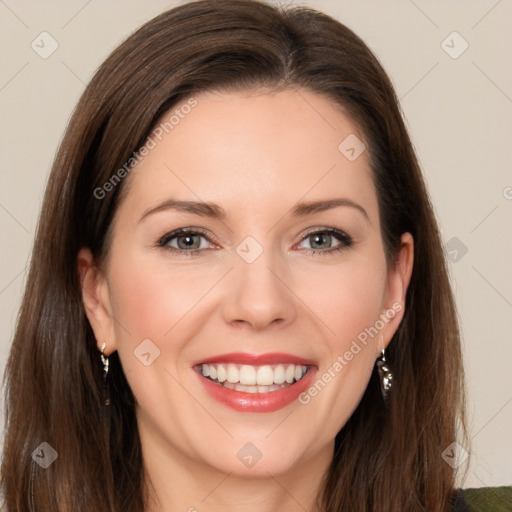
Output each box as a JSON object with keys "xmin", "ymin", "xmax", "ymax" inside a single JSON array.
[{"xmin": 194, "ymin": 362, "xmax": 310, "ymax": 394}]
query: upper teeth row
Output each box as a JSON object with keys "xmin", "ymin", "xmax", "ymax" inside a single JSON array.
[{"xmin": 201, "ymin": 363, "xmax": 308, "ymax": 385}]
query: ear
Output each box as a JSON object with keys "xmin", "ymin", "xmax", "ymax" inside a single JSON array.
[
  {"xmin": 378, "ymin": 232, "xmax": 414, "ymax": 353},
  {"xmin": 77, "ymin": 248, "xmax": 117, "ymax": 356}
]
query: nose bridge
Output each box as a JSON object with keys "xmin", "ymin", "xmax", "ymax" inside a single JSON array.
[{"xmin": 221, "ymin": 240, "xmax": 296, "ymax": 330}]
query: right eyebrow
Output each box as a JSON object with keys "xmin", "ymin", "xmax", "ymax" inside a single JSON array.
[{"xmin": 139, "ymin": 199, "xmax": 226, "ymax": 223}]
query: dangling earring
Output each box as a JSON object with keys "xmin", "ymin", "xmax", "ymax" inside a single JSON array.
[
  {"xmin": 376, "ymin": 348, "xmax": 393, "ymax": 403},
  {"xmin": 100, "ymin": 343, "xmax": 111, "ymax": 406}
]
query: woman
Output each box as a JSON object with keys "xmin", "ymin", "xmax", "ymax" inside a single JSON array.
[{"xmin": 1, "ymin": 1, "xmax": 471, "ymax": 510}]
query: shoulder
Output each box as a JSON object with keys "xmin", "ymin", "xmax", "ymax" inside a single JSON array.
[{"xmin": 452, "ymin": 486, "xmax": 512, "ymax": 511}]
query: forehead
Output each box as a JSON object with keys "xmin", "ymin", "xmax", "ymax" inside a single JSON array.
[{"xmin": 116, "ymin": 88, "xmax": 377, "ymax": 224}]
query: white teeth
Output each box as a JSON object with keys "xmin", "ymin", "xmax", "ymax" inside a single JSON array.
[
  {"xmin": 256, "ymin": 365, "xmax": 274, "ymax": 385},
  {"xmin": 216, "ymin": 364, "xmax": 227, "ymax": 382},
  {"xmin": 273, "ymin": 364, "xmax": 286, "ymax": 384},
  {"xmin": 200, "ymin": 362, "xmax": 309, "ymax": 387},
  {"xmin": 226, "ymin": 364, "xmax": 239, "ymax": 383},
  {"xmin": 233, "ymin": 383, "xmax": 287, "ymax": 393},
  {"xmin": 235, "ymin": 383, "xmax": 257, "ymax": 393},
  {"xmin": 239, "ymin": 365, "xmax": 257, "ymax": 385},
  {"xmin": 285, "ymin": 365, "xmax": 295, "ymax": 383}
]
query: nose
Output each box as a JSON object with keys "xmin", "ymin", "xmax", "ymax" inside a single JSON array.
[{"xmin": 221, "ymin": 250, "xmax": 297, "ymax": 331}]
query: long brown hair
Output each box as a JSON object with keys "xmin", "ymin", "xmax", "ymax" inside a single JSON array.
[{"xmin": 1, "ymin": 1, "xmax": 468, "ymax": 510}]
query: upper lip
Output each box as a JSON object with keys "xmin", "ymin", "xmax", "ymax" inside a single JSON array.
[{"xmin": 193, "ymin": 352, "xmax": 317, "ymax": 367}]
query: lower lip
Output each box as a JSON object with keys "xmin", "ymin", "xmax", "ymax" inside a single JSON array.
[{"xmin": 195, "ymin": 367, "xmax": 317, "ymax": 413}]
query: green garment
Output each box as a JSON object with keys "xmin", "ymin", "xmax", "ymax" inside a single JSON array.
[{"xmin": 458, "ymin": 486, "xmax": 512, "ymax": 511}]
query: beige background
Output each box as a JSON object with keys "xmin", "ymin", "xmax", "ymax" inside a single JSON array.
[{"xmin": 1, "ymin": 0, "xmax": 511, "ymax": 489}]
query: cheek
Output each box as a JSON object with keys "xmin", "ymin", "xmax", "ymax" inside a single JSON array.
[
  {"xmin": 105, "ymin": 257, "xmax": 212, "ymax": 422},
  {"xmin": 295, "ymin": 256, "xmax": 387, "ymax": 345},
  {"xmin": 294, "ymin": 258, "xmax": 387, "ymax": 430},
  {"xmin": 108, "ymin": 256, "xmax": 215, "ymax": 344},
  {"xmin": 108, "ymin": 244, "xmax": 387, "ymax": 354}
]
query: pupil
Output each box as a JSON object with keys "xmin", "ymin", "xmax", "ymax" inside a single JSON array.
[
  {"xmin": 312, "ymin": 233, "xmax": 330, "ymax": 249},
  {"xmin": 178, "ymin": 235, "xmax": 199, "ymax": 250}
]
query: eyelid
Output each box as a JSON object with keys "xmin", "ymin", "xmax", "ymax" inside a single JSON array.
[
  {"xmin": 157, "ymin": 227, "xmax": 220, "ymax": 250},
  {"xmin": 294, "ymin": 226, "xmax": 353, "ymax": 250},
  {"xmin": 299, "ymin": 226, "xmax": 350, "ymax": 239}
]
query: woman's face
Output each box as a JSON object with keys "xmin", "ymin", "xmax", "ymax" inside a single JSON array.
[{"xmin": 80, "ymin": 88, "xmax": 412, "ymax": 479}]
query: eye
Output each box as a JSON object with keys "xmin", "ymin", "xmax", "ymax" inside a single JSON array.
[
  {"xmin": 296, "ymin": 228, "xmax": 353, "ymax": 254},
  {"xmin": 157, "ymin": 228, "xmax": 215, "ymax": 255},
  {"xmin": 156, "ymin": 227, "xmax": 353, "ymax": 256}
]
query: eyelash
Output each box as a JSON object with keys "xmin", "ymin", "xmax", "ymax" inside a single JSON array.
[
  {"xmin": 156, "ymin": 227, "xmax": 353, "ymax": 257},
  {"xmin": 299, "ymin": 227, "xmax": 353, "ymax": 255}
]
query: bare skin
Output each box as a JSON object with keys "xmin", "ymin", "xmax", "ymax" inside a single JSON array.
[{"xmin": 79, "ymin": 88, "xmax": 413, "ymax": 512}]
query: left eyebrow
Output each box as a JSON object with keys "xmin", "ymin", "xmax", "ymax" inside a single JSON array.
[{"xmin": 291, "ymin": 198, "xmax": 370, "ymax": 223}]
